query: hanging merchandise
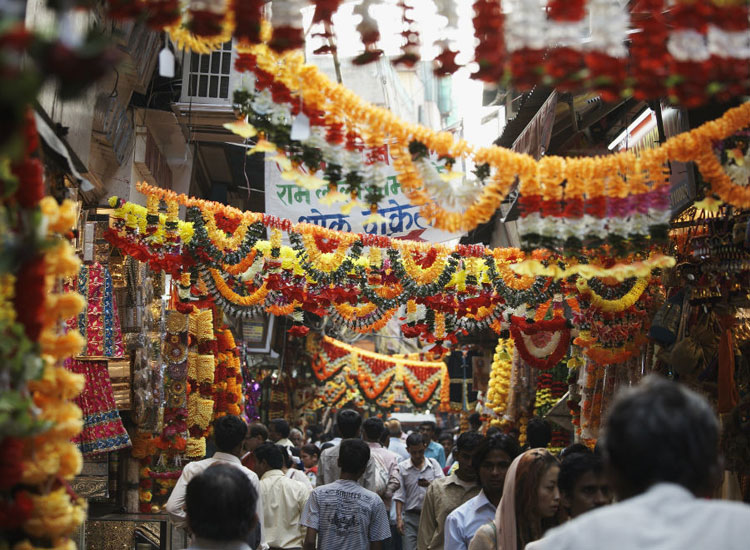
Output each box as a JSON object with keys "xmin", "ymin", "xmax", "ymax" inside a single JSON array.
[
  {"xmin": 75, "ymin": 262, "xmax": 125, "ymax": 358},
  {"xmin": 185, "ymin": 307, "xmax": 217, "ymax": 458},
  {"xmin": 65, "ymin": 359, "xmax": 131, "ymax": 456}
]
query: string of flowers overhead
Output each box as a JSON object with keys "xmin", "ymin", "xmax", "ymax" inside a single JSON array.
[
  {"xmin": 228, "ymin": 43, "xmax": 750, "ymax": 242},
  {"xmin": 110, "ymin": 1, "xmax": 750, "ymax": 104}
]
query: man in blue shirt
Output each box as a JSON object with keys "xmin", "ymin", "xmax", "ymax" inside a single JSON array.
[
  {"xmin": 443, "ymin": 435, "xmax": 519, "ymax": 550},
  {"xmin": 419, "ymin": 422, "xmax": 445, "ymax": 468}
]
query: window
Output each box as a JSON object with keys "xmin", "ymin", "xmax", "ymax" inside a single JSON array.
[{"xmin": 184, "ymin": 41, "xmax": 236, "ymax": 103}]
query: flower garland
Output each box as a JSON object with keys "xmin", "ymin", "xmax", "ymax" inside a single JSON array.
[
  {"xmin": 307, "ymin": 334, "xmax": 448, "ymax": 410},
  {"xmin": 510, "ymin": 317, "xmax": 571, "ymax": 370},
  {"xmin": 576, "ymin": 275, "xmax": 651, "ymax": 313},
  {"xmin": 487, "ymin": 336, "xmax": 514, "ymax": 425},
  {"xmin": 1, "ymin": 116, "xmax": 87, "ymax": 550},
  {"xmin": 186, "ymin": 305, "xmax": 217, "ymax": 458},
  {"xmin": 229, "ymin": 42, "xmax": 750, "ymax": 237}
]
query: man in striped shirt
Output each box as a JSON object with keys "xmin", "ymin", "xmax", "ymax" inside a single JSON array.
[{"xmin": 301, "ymin": 439, "xmax": 391, "ymax": 550}]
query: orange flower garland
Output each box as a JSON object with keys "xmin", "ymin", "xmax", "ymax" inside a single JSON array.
[{"xmin": 209, "ymin": 269, "xmax": 269, "ymax": 307}]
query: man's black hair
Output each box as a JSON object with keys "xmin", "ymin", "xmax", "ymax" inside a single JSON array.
[
  {"xmin": 254, "ymin": 442, "xmax": 285, "ymax": 470},
  {"xmin": 526, "ymin": 417, "xmax": 552, "ymax": 449},
  {"xmin": 406, "ymin": 432, "xmax": 424, "ymax": 448},
  {"xmin": 339, "ymin": 439, "xmax": 370, "ymax": 474},
  {"xmin": 472, "ymin": 434, "xmax": 521, "ymax": 474},
  {"xmin": 559, "ymin": 443, "xmax": 590, "ymax": 460},
  {"xmin": 301, "ymin": 444, "xmax": 320, "ymax": 459},
  {"xmin": 214, "ymin": 415, "xmax": 248, "ymax": 453},
  {"xmin": 485, "ymin": 426, "xmax": 502, "ymax": 439},
  {"xmin": 186, "ymin": 464, "xmax": 257, "ymax": 542},
  {"xmin": 455, "ymin": 431, "xmax": 485, "ymax": 453},
  {"xmin": 249, "ymin": 422, "xmax": 268, "ymax": 440},
  {"xmin": 420, "ymin": 421, "xmax": 437, "ymax": 432},
  {"xmin": 602, "ymin": 375, "xmax": 720, "ymax": 497},
  {"xmin": 336, "ymin": 409, "xmax": 362, "ymax": 439},
  {"xmin": 438, "ymin": 432, "xmax": 453, "ymax": 443},
  {"xmin": 269, "ymin": 418, "xmax": 290, "ymax": 439},
  {"xmin": 320, "ymin": 442, "xmax": 335, "ymax": 452},
  {"xmin": 558, "ymin": 451, "xmax": 604, "ymax": 496},
  {"xmin": 468, "ymin": 412, "xmax": 482, "ymax": 430},
  {"xmin": 362, "ymin": 417, "xmax": 385, "ymax": 442},
  {"xmin": 280, "ymin": 445, "xmax": 293, "ymax": 468}
]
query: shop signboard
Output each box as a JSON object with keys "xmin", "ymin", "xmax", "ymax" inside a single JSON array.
[{"xmin": 264, "ymin": 159, "xmax": 463, "ymax": 242}]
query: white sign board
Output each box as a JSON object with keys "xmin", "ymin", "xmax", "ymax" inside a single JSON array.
[{"xmin": 264, "ymin": 159, "xmax": 463, "ymax": 242}]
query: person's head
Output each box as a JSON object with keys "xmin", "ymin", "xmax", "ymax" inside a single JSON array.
[
  {"xmin": 419, "ymin": 421, "xmax": 437, "ymax": 443},
  {"xmin": 253, "ymin": 442, "xmax": 285, "ymax": 478},
  {"xmin": 289, "ymin": 428, "xmax": 304, "ymax": 448},
  {"xmin": 512, "ymin": 449, "xmax": 560, "ymax": 547},
  {"xmin": 243, "ymin": 422, "xmax": 268, "ymax": 454},
  {"xmin": 453, "ymin": 431, "xmax": 485, "ymax": 482},
  {"xmin": 438, "ymin": 432, "xmax": 454, "ymax": 458},
  {"xmin": 472, "ymin": 435, "xmax": 520, "ymax": 500},
  {"xmin": 558, "ymin": 449, "xmax": 611, "ymax": 518},
  {"xmin": 186, "ymin": 464, "xmax": 257, "ymax": 542},
  {"xmin": 386, "ymin": 419, "xmax": 403, "ymax": 438},
  {"xmin": 602, "ymin": 375, "xmax": 721, "ymax": 499},
  {"xmin": 558, "ymin": 443, "xmax": 590, "ymax": 460},
  {"xmin": 336, "ymin": 409, "xmax": 362, "ymax": 439},
  {"xmin": 469, "ymin": 412, "xmax": 482, "ymax": 431},
  {"xmin": 379, "ymin": 427, "xmax": 390, "ymax": 448},
  {"xmin": 526, "ymin": 417, "xmax": 552, "ymax": 449},
  {"xmin": 300, "ymin": 444, "xmax": 320, "ymax": 469},
  {"xmin": 338, "ymin": 438, "xmax": 370, "ymax": 477},
  {"xmin": 362, "ymin": 417, "xmax": 385, "ymax": 443},
  {"xmin": 406, "ymin": 432, "xmax": 426, "ymax": 465},
  {"xmin": 280, "ymin": 445, "xmax": 293, "ymax": 469},
  {"xmin": 214, "ymin": 415, "xmax": 248, "ymax": 456},
  {"xmin": 485, "ymin": 426, "xmax": 502, "ymax": 439},
  {"xmin": 268, "ymin": 419, "xmax": 290, "ymax": 443}
]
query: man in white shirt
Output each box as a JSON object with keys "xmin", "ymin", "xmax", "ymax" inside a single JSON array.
[
  {"xmin": 392, "ymin": 433, "xmax": 444, "ymax": 550},
  {"xmin": 362, "ymin": 417, "xmax": 400, "ymax": 509},
  {"xmin": 253, "ymin": 442, "xmax": 311, "ymax": 550},
  {"xmin": 444, "ymin": 434, "xmax": 519, "ymax": 550},
  {"xmin": 269, "ymin": 418, "xmax": 294, "ymax": 448},
  {"xmin": 528, "ymin": 376, "xmax": 750, "ymax": 550},
  {"xmin": 385, "ymin": 420, "xmax": 409, "ymax": 461},
  {"xmin": 167, "ymin": 415, "xmax": 266, "ymax": 549},
  {"xmin": 317, "ymin": 409, "xmax": 386, "ymax": 496}
]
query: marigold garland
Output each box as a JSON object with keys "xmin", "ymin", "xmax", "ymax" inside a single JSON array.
[{"xmin": 487, "ymin": 337, "xmax": 514, "ymax": 424}]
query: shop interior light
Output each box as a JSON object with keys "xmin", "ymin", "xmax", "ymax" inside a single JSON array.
[{"xmin": 607, "ymin": 107, "xmax": 656, "ymax": 151}]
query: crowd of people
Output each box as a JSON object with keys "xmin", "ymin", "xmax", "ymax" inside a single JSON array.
[{"xmin": 165, "ymin": 376, "xmax": 750, "ymax": 550}]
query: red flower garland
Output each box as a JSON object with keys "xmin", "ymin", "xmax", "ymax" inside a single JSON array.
[
  {"xmin": 233, "ymin": 0, "xmax": 264, "ymax": 44},
  {"xmin": 472, "ymin": 0, "xmax": 505, "ymax": 82},
  {"xmin": 510, "ymin": 316, "xmax": 570, "ymax": 370}
]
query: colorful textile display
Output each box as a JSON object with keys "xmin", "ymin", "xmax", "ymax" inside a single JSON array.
[
  {"xmin": 76, "ymin": 262, "xmax": 125, "ymax": 358},
  {"xmin": 66, "ymin": 359, "xmax": 131, "ymax": 456}
]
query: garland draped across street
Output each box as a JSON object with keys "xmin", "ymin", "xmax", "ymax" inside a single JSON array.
[
  {"xmin": 305, "ymin": 334, "xmax": 449, "ymax": 410},
  {"xmin": 226, "ymin": 43, "xmax": 750, "ymax": 244},
  {"xmin": 104, "ymin": 183, "xmax": 667, "ymax": 354}
]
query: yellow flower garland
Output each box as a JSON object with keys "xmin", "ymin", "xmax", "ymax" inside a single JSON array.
[
  {"xmin": 576, "ymin": 275, "xmax": 651, "ymax": 313},
  {"xmin": 487, "ymin": 337, "xmax": 514, "ymax": 426},
  {"xmin": 300, "ymin": 230, "xmax": 357, "ymax": 273},
  {"xmin": 238, "ymin": 43, "xmax": 750, "ymax": 232}
]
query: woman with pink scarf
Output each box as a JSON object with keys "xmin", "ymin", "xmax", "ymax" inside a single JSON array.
[{"xmin": 469, "ymin": 449, "xmax": 561, "ymax": 550}]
